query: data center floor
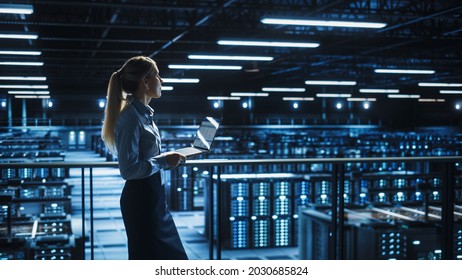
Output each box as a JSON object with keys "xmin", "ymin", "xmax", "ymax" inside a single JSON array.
[{"xmin": 65, "ymin": 150, "xmax": 298, "ymax": 260}]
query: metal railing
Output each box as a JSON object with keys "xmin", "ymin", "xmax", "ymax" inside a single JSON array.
[{"xmin": 1, "ymin": 155, "xmax": 461, "ymax": 260}]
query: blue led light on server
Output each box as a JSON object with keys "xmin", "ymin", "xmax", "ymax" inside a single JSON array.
[
  {"xmin": 431, "ymin": 191, "xmax": 440, "ymax": 201},
  {"xmin": 18, "ymin": 168, "xmax": 32, "ymax": 179},
  {"xmin": 253, "ymin": 196, "xmax": 269, "ymax": 216},
  {"xmin": 393, "ymin": 191, "xmax": 406, "ymax": 202},
  {"xmin": 274, "ymin": 195, "xmax": 290, "ymax": 215},
  {"xmin": 231, "ymin": 182, "xmax": 249, "ymax": 198},
  {"xmin": 253, "ymin": 218, "xmax": 269, "ymax": 248},
  {"xmin": 231, "ymin": 219, "xmax": 248, "ymax": 249},
  {"xmin": 380, "ymin": 232, "xmax": 405, "ymax": 259},
  {"xmin": 315, "ymin": 181, "xmax": 331, "ymax": 204},
  {"xmin": 376, "ymin": 192, "xmax": 388, "ymax": 203},
  {"xmin": 295, "ymin": 181, "xmax": 310, "ymax": 206},
  {"xmin": 274, "ymin": 181, "xmax": 290, "ymax": 196},
  {"xmin": 274, "ymin": 217, "xmax": 291, "ymax": 247},
  {"xmin": 1, "ymin": 168, "xmax": 16, "ymax": 179},
  {"xmin": 252, "ymin": 182, "xmax": 270, "ymax": 197},
  {"xmin": 232, "ymin": 197, "xmax": 248, "ymax": 217}
]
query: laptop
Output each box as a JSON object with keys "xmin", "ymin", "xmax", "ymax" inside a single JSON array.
[{"xmin": 174, "ymin": 117, "xmax": 220, "ymax": 158}]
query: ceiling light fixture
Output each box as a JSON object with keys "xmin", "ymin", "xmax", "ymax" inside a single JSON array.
[
  {"xmin": 418, "ymin": 82, "xmax": 462, "ymax": 87},
  {"xmin": 0, "ymin": 33, "xmax": 38, "ymax": 40},
  {"xmin": 262, "ymin": 87, "xmax": 306, "ymax": 92},
  {"xmin": 0, "ymin": 85, "xmax": 48, "ymax": 89},
  {"xmin": 347, "ymin": 98, "xmax": 377, "ymax": 101},
  {"xmin": 375, "ymin": 69, "xmax": 435, "ymax": 74},
  {"xmin": 282, "ymin": 97, "xmax": 315, "ymax": 101},
  {"xmin": 0, "ymin": 62, "xmax": 43, "ymax": 66},
  {"xmin": 261, "ymin": 18, "xmax": 386, "ymax": 28},
  {"xmin": 0, "ymin": 4, "xmax": 33, "ymax": 14},
  {"xmin": 168, "ymin": 65, "xmax": 242, "ymax": 70},
  {"xmin": 207, "ymin": 96, "xmax": 241, "ymax": 100},
  {"xmin": 162, "ymin": 78, "xmax": 199, "ymax": 83},
  {"xmin": 418, "ymin": 99, "xmax": 445, "ymax": 102},
  {"xmin": 14, "ymin": 95, "xmax": 50, "ymax": 99},
  {"xmin": 217, "ymin": 40, "xmax": 319, "ymax": 48},
  {"xmin": 8, "ymin": 90, "xmax": 50, "ymax": 95},
  {"xmin": 359, "ymin": 89, "xmax": 399, "ymax": 93},
  {"xmin": 230, "ymin": 92, "xmax": 269, "ymax": 97},
  {"xmin": 161, "ymin": 86, "xmax": 173, "ymax": 91},
  {"xmin": 316, "ymin": 93, "xmax": 352, "ymax": 98},
  {"xmin": 387, "ymin": 94, "xmax": 420, "ymax": 98},
  {"xmin": 306, "ymin": 80, "xmax": 356, "ymax": 86},
  {"xmin": 0, "ymin": 51, "xmax": 41, "ymax": 56},
  {"xmin": 0, "ymin": 76, "xmax": 47, "ymax": 81},
  {"xmin": 188, "ymin": 55, "xmax": 273, "ymax": 61},
  {"xmin": 440, "ymin": 90, "xmax": 462, "ymax": 94}
]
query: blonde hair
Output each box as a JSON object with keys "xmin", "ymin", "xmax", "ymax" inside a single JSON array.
[{"xmin": 101, "ymin": 56, "xmax": 156, "ymax": 155}]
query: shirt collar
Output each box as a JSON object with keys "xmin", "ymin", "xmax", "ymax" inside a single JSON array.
[{"xmin": 131, "ymin": 98, "xmax": 154, "ymax": 123}]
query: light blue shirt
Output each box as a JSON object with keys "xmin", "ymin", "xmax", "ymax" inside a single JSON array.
[{"xmin": 114, "ymin": 98, "xmax": 167, "ymax": 180}]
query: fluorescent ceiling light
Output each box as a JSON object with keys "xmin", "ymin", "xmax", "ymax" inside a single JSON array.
[
  {"xmin": 230, "ymin": 92, "xmax": 269, "ymax": 97},
  {"xmin": 14, "ymin": 95, "xmax": 50, "ymax": 99},
  {"xmin": 207, "ymin": 96, "xmax": 241, "ymax": 100},
  {"xmin": 261, "ymin": 18, "xmax": 386, "ymax": 28},
  {"xmin": 316, "ymin": 93, "xmax": 352, "ymax": 98},
  {"xmin": 0, "ymin": 51, "xmax": 41, "ymax": 56},
  {"xmin": 188, "ymin": 55, "xmax": 273, "ymax": 61},
  {"xmin": 418, "ymin": 98, "xmax": 445, "ymax": 102},
  {"xmin": 161, "ymin": 86, "xmax": 173, "ymax": 91},
  {"xmin": 359, "ymin": 89, "xmax": 399, "ymax": 93},
  {"xmin": 262, "ymin": 87, "xmax": 306, "ymax": 92},
  {"xmin": 0, "ymin": 62, "xmax": 43, "ymax": 66},
  {"xmin": 217, "ymin": 40, "xmax": 319, "ymax": 48},
  {"xmin": 419, "ymin": 82, "xmax": 462, "ymax": 87},
  {"xmin": 440, "ymin": 90, "xmax": 462, "ymax": 94},
  {"xmin": 0, "ymin": 4, "xmax": 33, "ymax": 14},
  {"xmin": 282, "ymin": 97, "xmax": 314, "ymax": 101},
  {"xmin": 168, "ymin": 65, "xmax": 242, "ymax": 70},
  {"xmin": 0, "ymin": 76, "xmax": 47, "ymax": 81},
  {"xmin": 387, "ymin": 94, "xmax": 420, "ymax": 98},
  {"xmin": 8, "ymin": 90, "xmax": 50, "ymax": 95},
  {"xmin": 347, "ymin": 98, "xmax": 377, "ymax": 101},
  {"xmin": 375, "ymin": 69, "xmax": 435, "ymax": 74},
  {"xmin": 0, "ymin": 85, "xmax": 48, "ymax": 89},
  {"xmin": 306, "ymin": 80, "xmax": 356, "ymax": 86},
  {"xmin": 162, "ymin": 78, "xmax": 199, "ymax": 83},
  {"xmin": 0, "ymin": 33, "xmax": 38, "ymax": 40}
]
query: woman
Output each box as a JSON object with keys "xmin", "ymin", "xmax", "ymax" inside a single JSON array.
[{"xmin": 101, "ymin": 56, "xmax": 188, "ymax": 260}]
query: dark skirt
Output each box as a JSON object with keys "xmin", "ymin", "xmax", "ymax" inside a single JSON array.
[{"xmin": 120, "ymin": 172, "xmax": 188, "ymax": 260}]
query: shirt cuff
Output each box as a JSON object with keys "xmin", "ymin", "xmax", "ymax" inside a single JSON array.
[{"xmin": 153, "ymin": 154, "xmax": 168, "ymax": 169}]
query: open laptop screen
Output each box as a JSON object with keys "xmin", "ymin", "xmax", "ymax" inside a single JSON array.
[{"xmin": 192, "ymin": 117, "xmax": 220, "ymax": 150}]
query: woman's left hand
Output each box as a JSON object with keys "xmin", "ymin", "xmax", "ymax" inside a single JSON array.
[{"xmin": 164, "ymin": 151, "xmax": 187, "ymax": 169}]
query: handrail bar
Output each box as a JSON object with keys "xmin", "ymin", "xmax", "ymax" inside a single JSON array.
[
  {"xmin": 0, "ymin": 155, "xmax": 461, "ymax": 168},
  {"xmin": 1, "ymin": 155, "xmax": 461, "ymax": 260}
]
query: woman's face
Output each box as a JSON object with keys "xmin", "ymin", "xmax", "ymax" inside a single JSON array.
[{"xmin": 144, "ymin": 64, "xmax": 163, "ymax": 99}]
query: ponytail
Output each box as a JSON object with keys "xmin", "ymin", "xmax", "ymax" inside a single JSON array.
[{"xmin": 101, "ymin": 71, "xmax": 128, "ymax": 156}]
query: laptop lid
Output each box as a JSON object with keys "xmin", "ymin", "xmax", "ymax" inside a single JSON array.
[{"xmin": 192, "ymin": 117, "xmax": 220, "ymax": 151}]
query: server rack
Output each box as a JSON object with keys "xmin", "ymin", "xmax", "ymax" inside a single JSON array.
[{"xmin": 299, "ymin": 204, "xmax": 462, "ymax": 260}]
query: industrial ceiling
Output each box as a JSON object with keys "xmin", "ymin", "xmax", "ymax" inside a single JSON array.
[{"xmin": 1, "ymin": 0, "xmax": 462, "ymax": 126}]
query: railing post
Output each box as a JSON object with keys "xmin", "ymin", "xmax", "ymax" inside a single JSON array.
[
  {"xmin": 81, "ymin": 167, "xmax": 85, "ymax": 260},
  {"xmin": 208, "ymin": 165, "xmax": 214, "ymax": 260},
  {"xmin": 331, "ymin": 163, "xmax": 338, "ymax": 260},
  {"xmin": 338, "ymin": 163, "xmax": 345, "ymax": 260},
  {"xmin": 441, "ymin": 161, "xmax": 455, "ymax": 260},
  {"xmin": 90, "ymin": 167, "xmax": 94, "ymax": 260},
  {"xmin": 216, "ymin": 165, "xmax": 222, "ymax": 260}
]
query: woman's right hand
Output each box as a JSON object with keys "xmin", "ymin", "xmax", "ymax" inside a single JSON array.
[{"xmin": 164, "ymin": 151, "xmax": 187, "ymax": 169}]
